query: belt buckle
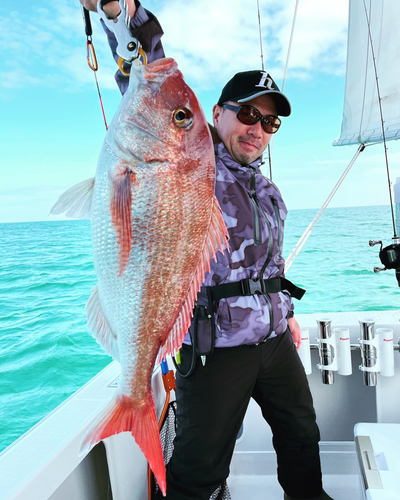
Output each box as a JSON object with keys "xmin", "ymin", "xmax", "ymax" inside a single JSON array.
[{"xmin": 248, "ymin": 279, "xmax": 264, "ymax": 295}]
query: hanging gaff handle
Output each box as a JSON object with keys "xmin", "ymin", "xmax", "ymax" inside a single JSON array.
[
  {"xmin": 98, "ymin": 0, "xmax": 146, "ymax": 73},
  {"xmin": 82, "ymin": 6, "xmax": 93, "ymax": 36}
]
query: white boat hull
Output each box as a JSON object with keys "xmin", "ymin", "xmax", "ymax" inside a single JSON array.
[{"xmin": 1, "ymin": 310, "xmax": 399, "ymax": 500}]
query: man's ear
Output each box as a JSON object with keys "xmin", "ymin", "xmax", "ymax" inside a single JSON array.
[{"xmin": 212, "ymin": 104, "xmax": 223, "ymax": 127}]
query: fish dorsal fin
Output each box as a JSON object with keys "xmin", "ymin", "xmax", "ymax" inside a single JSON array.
[
  {"xmin": 156, "ymin": 196, "xmax": 228, "ymax": 364},
  {"xmin": 86, "ymin": 284, "xmax": 119, "ymax": 361},
  {"xmin": 50, "ymin": 177, "xmax": 95, "ymax": 219}
]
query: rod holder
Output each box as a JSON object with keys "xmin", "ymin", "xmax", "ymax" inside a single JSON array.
[
  {"xmin": 359, "ymin": 319, "xmax": 379, "ymax": 386},
  {"xmin": 334, "ymin": 328, "xmax": 352, "ymax": 376},
  {"xmin": 316, "ymin": 319, "xmax": 337, "ymax": 384},
  {"xmin": 377, "ymin": 328, "xmax": 395, "ymax": 377}
]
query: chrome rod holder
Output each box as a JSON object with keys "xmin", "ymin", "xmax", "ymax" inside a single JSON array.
[
  {"xmin": 359, "ymin": 319, "xmax": 378, "ymax": 386},
  {"xmin": 316, "ymin": 319, "xmax": 337, "ymax": 384}
]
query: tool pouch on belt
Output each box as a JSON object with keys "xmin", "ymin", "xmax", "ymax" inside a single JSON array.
[
  {"xmin": 191, "ymin": 286, "xmax": 216, "ymax": 356},
  {"xmin": 190, "ymin": 277, "xmax": 305, "ymax": 358}
]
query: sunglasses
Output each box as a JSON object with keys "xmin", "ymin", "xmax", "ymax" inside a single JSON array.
[{"xmin": 222, "ymin": 103, "xmax": 281, "ymax": 134}]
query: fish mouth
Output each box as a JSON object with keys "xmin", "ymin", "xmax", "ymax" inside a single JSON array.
[{"xmin": 144, "ymin": 58, "xmax": 178, "ymax": 79}]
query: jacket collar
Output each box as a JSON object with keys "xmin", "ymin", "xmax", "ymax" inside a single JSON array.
[{"xmin": 214, "ymin": 142, "xmax": 263, "ymax": 174}]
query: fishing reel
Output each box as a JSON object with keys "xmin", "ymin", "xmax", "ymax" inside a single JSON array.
[{"xmin": 370, "ymin": 237, "xmax": 400, "ymax": 286}]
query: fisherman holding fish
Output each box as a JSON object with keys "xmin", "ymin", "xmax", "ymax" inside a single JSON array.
[{"xmin": 75, "ymin": 1, "xmax": 334, "ymax": 499}]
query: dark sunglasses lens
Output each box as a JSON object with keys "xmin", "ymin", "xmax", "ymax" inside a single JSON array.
[
  {"xmin": 237, "ymin": 106, "xmax": 259, "ymax": 125},
  {"xmin": 237, "ymin": 106, "xmax": 281, "ymax": 134},
  {"xmin": 261, "ymin": 116, "xmax": 281, "ymax": 134}
]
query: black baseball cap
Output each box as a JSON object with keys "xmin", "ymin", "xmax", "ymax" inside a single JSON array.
[{"xmin": 217, "ymin": 70, "xmax": 291, "ymax": 117}]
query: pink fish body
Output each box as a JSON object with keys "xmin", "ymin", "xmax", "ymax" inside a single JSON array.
[{"xmin": 51, "ymin": 58, "xmax": 228, "ymax": 495}]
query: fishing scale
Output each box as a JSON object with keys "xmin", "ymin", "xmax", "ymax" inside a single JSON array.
[{"xmin": 98, "ymin": 0, "xmax": 147, "ymax": 74}]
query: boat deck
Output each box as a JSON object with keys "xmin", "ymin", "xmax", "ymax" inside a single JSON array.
[
  {"xmin": 2, "ymin": 310, "xmax": 400, "ymax": 500},
  {"xmin": 228, "ymin": 445, "xmax": 362, "ymax": 499}
]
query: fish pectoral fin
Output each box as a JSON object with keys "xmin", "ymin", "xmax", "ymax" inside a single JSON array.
[
  {"xmin": 80, "ymin": 393, "xmax": 166, "ymax": 496},
  {"xmin": 110, "ymin": 166, "xmax": 135, "ymax": 276},
  {"xmin": 157, "ymin": 195, "xmax": 229, "ymax": 364},
  {"xmin": 86, "ymin": 284, "xmax": 119, "ymax": 361},
  {"xmin": 50, "ymin": 177, "xmax": 95, "ymax": 219}
]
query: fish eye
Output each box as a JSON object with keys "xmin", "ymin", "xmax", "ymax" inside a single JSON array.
[{"xmin": 173, "ymin": 107, "xmax": 193, "ymax": 128}]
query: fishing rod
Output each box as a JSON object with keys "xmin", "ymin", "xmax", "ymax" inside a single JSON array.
[{"xmin": 361, "ymin": 0, "xmax": 400, "ymax": 286}]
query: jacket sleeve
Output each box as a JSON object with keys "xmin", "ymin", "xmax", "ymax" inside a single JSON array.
[{"xmin": 101, "ymin": 0, "xmax": 165, "ymax": 94}]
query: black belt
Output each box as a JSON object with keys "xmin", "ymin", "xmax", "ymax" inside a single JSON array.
[{"xmin": 202, "ymin": 277, "xmax": 305, "ymax": 301}]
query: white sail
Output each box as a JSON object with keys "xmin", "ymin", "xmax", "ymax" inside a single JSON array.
[{"xmin": 333, "ymin": 0, "xmax": 400, "ymax": 147}]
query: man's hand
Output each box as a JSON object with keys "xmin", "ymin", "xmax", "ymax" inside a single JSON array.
[
  {"xmin": 79, "ymin": 0, "xmax": 136, "ymax": 19},
  {"xmin": 287, "ymin": 316, "xmax": 301, "ymax": 351}
]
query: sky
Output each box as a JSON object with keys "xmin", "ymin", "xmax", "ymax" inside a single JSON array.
[{"xmin": 1, "ymin": 0, "xmax": 400, "ymax": 224}]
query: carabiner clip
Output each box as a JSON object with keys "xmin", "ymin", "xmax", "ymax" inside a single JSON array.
[{"xmin": 86, "ymin": 39, "xmax": 98, "ymax": 72}]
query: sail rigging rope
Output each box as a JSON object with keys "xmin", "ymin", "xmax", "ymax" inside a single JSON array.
[{"xmin": 285, "ymin": 144, "xmax": 365, "ymax": 273}]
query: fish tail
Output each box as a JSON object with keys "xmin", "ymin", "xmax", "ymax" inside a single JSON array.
[{"xmin": 80, "ymin": 394, "xmax": 166, "ymax": 496}]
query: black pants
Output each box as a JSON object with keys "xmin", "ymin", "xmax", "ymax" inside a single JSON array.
[{"xmin": 157, "ymin": 330, "xmax": 322, "ymax": 499}]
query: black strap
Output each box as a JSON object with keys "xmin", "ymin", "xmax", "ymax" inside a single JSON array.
[{"xmin": 202, "ymin": 277, "xmax": 305, "ymax": 301}]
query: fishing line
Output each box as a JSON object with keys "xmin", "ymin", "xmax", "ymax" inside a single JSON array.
[
  {"xmin": 257, "ymin": 0, "xmax": 264, "ymax": 71},
  {"xmin": 361, "ymin": 0, "xmax": 396, "ymax": 237},
  {"xmin": 281, "ymin": 0, "xmax": 299, "ymax": 93},
  {"xmin": 269, "ymin": 0, "xmax": 299, "ymax": 165},
  {"xmin": 257, "ymin": 0, "xmax": 273, "ymax": 179}
]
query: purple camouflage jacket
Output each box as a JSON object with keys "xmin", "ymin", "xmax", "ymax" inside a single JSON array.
[
  {"xmin": 188, "ymin": 143, "xmax": 294, "ymax": 348},
  {"xmin": 105, "ymin": 2, "xmax": 294, "ymax": 348}
]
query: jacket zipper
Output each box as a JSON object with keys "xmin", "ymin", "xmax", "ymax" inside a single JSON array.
[
  {"xmin": 249, "ymin": 169, "xmax": 273, "ymax": 268},
  {"xmin": 270, "ymin": 196, "xmax": 282, "ymax": 249},
  {"xmin": 249, "ymin": 171, "xmax": 282, "ymax": 341}
]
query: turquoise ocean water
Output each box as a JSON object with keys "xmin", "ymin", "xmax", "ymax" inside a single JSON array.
[{"xmin": 1, "ymin": 205, "xmax": 399, "ymax": 452}]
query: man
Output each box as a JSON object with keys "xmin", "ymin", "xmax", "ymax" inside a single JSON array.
[{"xmin": 80, "ymin": 2, "xmax": 334, "ymax": 499}]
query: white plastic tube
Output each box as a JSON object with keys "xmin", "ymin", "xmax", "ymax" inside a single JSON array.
[
  {"xmin": 334, "ymin": 328, "xmax": 352, "ymax": 376},
  {"xmin": 298, "ymin": 328, "xmax": 312, "ymax": 375},
  {"xmin": 394, "ymin": 177, "xmax": 400, "ymax": 235},
  {"xmin": 377, "ymin": 328, "xmax": 395, "ymax": 377}
]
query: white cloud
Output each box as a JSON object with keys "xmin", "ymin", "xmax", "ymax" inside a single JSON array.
[
  {"xmin": 155, "ymin": 0, "xmax": 349, "ymax": 89},
  {"xmin": 0, "ymin": 0, "xmax": 349, "ymax": 92},
  {"xmin": 0, "ymin": 1, "xmax": 119, "ymax": 90},
  {"xmin": 275, "ymin": 0, "xmax": 348, "ymax": 73}
]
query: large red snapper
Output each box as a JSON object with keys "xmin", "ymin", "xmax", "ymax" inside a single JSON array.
[{"xmin": 51, "ymin": 57, "xmax": 228, "ymax": 495}]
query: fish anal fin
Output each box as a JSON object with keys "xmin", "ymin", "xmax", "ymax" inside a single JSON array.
[
  {"xmin": 80, "ymin": 393, "xmax": 166, "ymax": 496},
  {"xmin": 157, "ymin": 196, "xmax": 229, "ymax": 363},
  {"xmin": 86, "ymin": 284, "xmax": 119, "ymax": 361},
  {"xmin": 110, "ymin": 164, "xmax": 136, "ymax": 276},
  {"xmin": 50, "ymin": 177, "xmax": 95, "ymax": 219}
]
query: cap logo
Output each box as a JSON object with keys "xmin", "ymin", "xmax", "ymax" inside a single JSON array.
[{"xmin": 255, "ymin": 71, "xmax": 274, "ymax": 90}]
